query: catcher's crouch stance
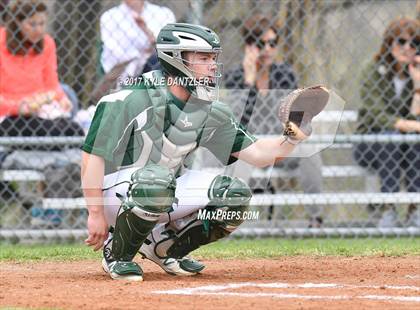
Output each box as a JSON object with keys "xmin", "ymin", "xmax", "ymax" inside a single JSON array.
[{"xmin": 81, "ymin": 23, "xmax": 328, "ymax": 281}]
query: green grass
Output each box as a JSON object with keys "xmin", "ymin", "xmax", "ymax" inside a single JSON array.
[
  {"xmin": 1, "ymin": 238, "xmax": 419, "ymax": 262},
  {"xmin": 194, "ymin": 238, "xmax": 420, "ymax": 258}
]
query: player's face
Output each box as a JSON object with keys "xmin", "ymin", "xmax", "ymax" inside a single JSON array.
[
  {"xmin": 256, "ymin": 28, "xmax": 278, "ymax": 67},
  {"xmin": 18, "ymin": 12, "xmax": 47, "ymax": 44},
  {"xmin": 183, "ymin": 52, "xmax": 218, "ymax": 83},
  {"xmin": 391, "ymin": 33, "xmax": 417, "ymax": 65}
]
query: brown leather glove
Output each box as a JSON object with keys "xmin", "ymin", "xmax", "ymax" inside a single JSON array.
[{"xmin": 278, "ymin": 85, "xmax": 330, "ymax": 143}]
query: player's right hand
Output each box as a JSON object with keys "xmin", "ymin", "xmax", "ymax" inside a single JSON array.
[{"xmin": 85, "ymin": 210, "xmax": 109, "ymax": 251}]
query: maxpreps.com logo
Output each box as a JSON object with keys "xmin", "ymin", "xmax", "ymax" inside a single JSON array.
[{"xmin": 197, "ymin": 209, "xmax": 259, "ymax": 221}]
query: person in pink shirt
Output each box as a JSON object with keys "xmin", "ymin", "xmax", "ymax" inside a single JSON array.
[
  {"xmin": 0, "ymin": 0, "xmax": 71, "ymax": 119},
  {"xmin": 0, "ymin": 0, "xmax": 84, "ymax": 229}
]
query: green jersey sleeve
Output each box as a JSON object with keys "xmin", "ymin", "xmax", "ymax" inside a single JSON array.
[
  {"xmin": 202, "ymin": 102, "xmax": 257, "ymax": 165},
  {"xmin": 81, "ymin": 89, "xmax": 151, "ymax": 163}
]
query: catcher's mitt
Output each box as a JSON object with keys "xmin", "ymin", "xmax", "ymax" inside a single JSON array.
[{"xmin": 278, "ymin": 85, "xmax": 329, "ymax": 143}]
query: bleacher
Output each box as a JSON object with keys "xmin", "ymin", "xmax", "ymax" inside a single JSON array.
[{"xmin": 0, "ymin": 110, "xmax": 419, "ymax": 239}]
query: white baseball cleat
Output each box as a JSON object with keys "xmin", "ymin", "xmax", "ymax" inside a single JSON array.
[
  {"xmin": 102, "ymin": 258, "xmax": 143, "ymax": 281},
  {"xmin": 139, "ymin": 236, "xmax": 205, "ymax": 276}
]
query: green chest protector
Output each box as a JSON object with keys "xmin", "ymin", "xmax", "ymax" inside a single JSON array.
[
  {"xmin": 111, "ymin": 70, "xmax": 236, "ymax": 177},
  {"xmin": 131, "ymin": 71, "xmax": 212, "ymax": 174}
]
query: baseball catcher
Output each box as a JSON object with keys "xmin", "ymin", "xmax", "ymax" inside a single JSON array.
[{"xmin": 81, "ymin": 23, "xmax": 329, "ymax": 281}]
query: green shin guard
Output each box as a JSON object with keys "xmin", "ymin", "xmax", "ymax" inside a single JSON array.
[
  {"xmin": 110, "ymin": 164, "xmax": 176, "ymax": 262},
  {"xmin": 151, "ymin": 175, "xmax": 252, "ymax": 259},
  {"xmin": 166, "ymin": 216, "xmax": 232, "ymax": 259},
  {"xmin": 111, "ymin": 202, "xmax": 162, "ymax": 261}
]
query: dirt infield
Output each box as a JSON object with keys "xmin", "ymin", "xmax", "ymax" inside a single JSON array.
[{"xmin": 1, "ymin": 257, "xmax": 419, "ymax": 309}]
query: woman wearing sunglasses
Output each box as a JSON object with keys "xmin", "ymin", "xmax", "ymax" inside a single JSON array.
[
  {"xmin": 354, "ymin": 17, "xmax": 420, "ymax": 227},
  {"xmin": 0, "ymin": 0, "xmax": 85, "ymax": 228},
  {"xmin": 224, "ymin": 14, "xmax": 324, "ymax": 228}
]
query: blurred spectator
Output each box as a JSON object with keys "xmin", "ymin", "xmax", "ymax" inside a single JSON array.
[
  {"xmin": 0, "ymin": 0, "xmax": 84, "ymax": 227},
  {"xmin": 95, "ymin": 0, "xmax": 175, "ymax": 98},
  {"xmin": 0, "ymin": 0, "xmax": 73, "ymax": 120},
  {"xmin": 224, "ymin": 14, "xmax": 324, "ymax": 227},
  {"xmin": 0, "ymin": 0, "xmax": 9, "ymax": 25},
  {"xmin": 354, "ymin": 17, "xmax": 420, "ymax": 227},
  {"xmin": 0, "ymin": 0, "xmax": 83, "ymax": 134}
]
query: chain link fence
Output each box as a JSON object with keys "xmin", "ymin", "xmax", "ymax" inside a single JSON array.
[{"xmin": 0, "ymin": 0, "xmax": 419, "ymax": 242}]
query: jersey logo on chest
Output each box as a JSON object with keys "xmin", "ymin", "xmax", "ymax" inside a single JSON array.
[{"xmin": 180, "ymin": 115, "xmax": 192, "ymax": 128}]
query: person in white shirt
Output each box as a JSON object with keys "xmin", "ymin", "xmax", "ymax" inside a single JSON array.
[{"xmin": 100, "ymin": 0, "xmax": 175, "ymax": 81}]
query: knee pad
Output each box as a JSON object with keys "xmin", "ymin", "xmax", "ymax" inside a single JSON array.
[
  {"xmin": 111, "ymin": 164, "xmax": 176, "ymax": 261},
  {"xmin": 208, "ymin": 175, "xmax": 252, "ymax": 206},
  {"xmin": 128, "ymin": 164, "xmax": 176, "ymax": 214},
  {"xmin": 147, "ymin": 175, "xmax": 252, "ymax": 259},
  {"xmin": 208, "ymin": 175, "xmax": 252, "ymax": 229}
]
